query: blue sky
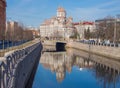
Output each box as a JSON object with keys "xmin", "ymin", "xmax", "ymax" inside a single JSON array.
[{"xmin": 6, "ymin": 0, "xmax": 120, "ymax": 27}]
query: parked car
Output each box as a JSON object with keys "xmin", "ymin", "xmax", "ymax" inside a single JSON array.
[
  {"xmin": 88, "ymin": 40, "xmax": 95, "ymax": 44},
  {"xmin": 0, "ymin": 41, "xmax": 2, "ymax": 45}
]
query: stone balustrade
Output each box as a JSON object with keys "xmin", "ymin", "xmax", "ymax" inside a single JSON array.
[{"xmin": 0, "ymin": 42, "xmax": 42, "ymax": 88}]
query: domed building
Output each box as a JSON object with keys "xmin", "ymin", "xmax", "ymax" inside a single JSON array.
[
  {"xmin": 40, "ymin": 7, "xmax": 73, "ymax": 40},
  {"xmin": 57, "ymin": 7, "xmax": 66, "ymax": 23}
]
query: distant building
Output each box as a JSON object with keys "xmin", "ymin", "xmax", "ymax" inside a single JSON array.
[
  {"xmin": 73, "ymin": 21, "xmax": 95, "ymax": 39},
  {"xmin": 95, "ymin": 17, "xmax": 115, "ymax": 30},
  {"xmin": 6, "ymin": 21, "xmax": 19, "ymax": 41},
  {"xmin": 30, "ymin": 28, "xmax": 40, "ymax": 39},
  {"xmin": 6, "ymin": 21, "xmax": 34, "ymax": 41},
  {"xmin": 40, "ymin": 7, "xmax": 96, "ymax": 40},
  {"xmin": 40, "ymin": 7, "xmax": 73, "ymax": 40},
  {"xmin": 0, "ymin": 0, "xmax": 6, "ymax": 40},
  {"xmin": 95, "ymin": 16, "xmax": 120, "ymax": 30}
]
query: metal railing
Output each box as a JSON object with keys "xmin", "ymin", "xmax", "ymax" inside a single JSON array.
[
  {"xmin": 79, "ymin": 41, "xmax": 120, "ymax": 48},
  {"xmin": 0, "ymin": 40, "xmax": 36, "ymax": 57},
  {"xmin": 0, "ymin": 42, "xmax": 40, "ymax": 88}
]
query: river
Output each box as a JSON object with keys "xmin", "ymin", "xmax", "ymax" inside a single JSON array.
[{"xmin": 32, "ymin": 45, "xmax": 120, "ymax": 88}]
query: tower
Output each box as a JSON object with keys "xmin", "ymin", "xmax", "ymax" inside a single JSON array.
[
  {"xmin": 57, "ymin": 7, "xmax": 66, "ymax": 18},
  {"xmin": 57, "ymin": 7, "xmax": 66, "ymax": 23}
]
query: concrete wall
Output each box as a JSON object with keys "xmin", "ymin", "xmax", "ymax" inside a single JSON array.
[
  {"xmin": 42, "ymin": 40, "xmax": 56, "ymax": 46},
  {"xmin": 66, "ymin": 42, "xmax": 120, "ymax": 61},
  {"xmin": 0, "ymin": 42, "xmax": 42, "ymax": 88}
]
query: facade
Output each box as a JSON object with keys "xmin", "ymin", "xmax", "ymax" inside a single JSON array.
[
  {"xmin": 30, "ymin": 27, "xmax": 40, "ymax": 39},
  {"xmin": 40, "ymin": 7, "xmax": 96, "ymax": 40},
  {"xmin": 6, "ymin": 21, "xmax": 35, "ymax": 41},
  {"xmin": 95, "ymin": 17, "xmax": 120, "ymax": 30},
  {"xmin": 95, "ymin": 18, "xmax": 114, "ymax": 30},
  {"xmin": 73, "ymin": 21, "xmax": 95, "ymax": 39},
  {"xmin": 6, "ymin": 21, "xmax": 19, "ymax": 41},
  {"xmin": 40, "ymin": 7, "xmax": 73, "ymax": 40},
  {"xmin": 0, "ymin": 0, "xmax": 6, "ymax": 40},
  {"xmin": 95, "ymin": 16, "xmax": 120, "ymax": 42}
]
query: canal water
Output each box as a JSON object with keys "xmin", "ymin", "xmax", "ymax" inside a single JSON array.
[{"xmin": 32, "ymin": 46, "xmax": 120, "ymax": 88}]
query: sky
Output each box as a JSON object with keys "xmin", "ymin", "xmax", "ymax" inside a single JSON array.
[{"xmin": 6, "ymin": 0, "xmax": 120, "ymax": 27}]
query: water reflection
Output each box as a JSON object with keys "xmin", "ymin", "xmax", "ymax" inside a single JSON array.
[
  {"xmin": 93, "ymin": 64, "xmax": 120, "ymax": 88},
  {"xmin": 40, "ymin": 52, "xmax": 66, "ymax": 82},
  {"xmin": 33, "ymin": 46, "xmax": 120, "ymax": 88}
]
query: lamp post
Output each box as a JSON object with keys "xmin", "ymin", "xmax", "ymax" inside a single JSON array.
[
  {"xmin": 11, "ymin": 22, "xmax": 14, "ymax": 48},
  {"xmin": 7, "ymin": 17, "xmax": 12, "ymax": 49},
  {"xmin": 114, "ymin": 16, "xmax": 117, "ymax": 44},
  {"xmin": 2, "ymin": 31, "xmax": 5, "ymax": 50},
  {"xmin": 64, "ymin": 27, "xmax": 65, "ymax": 41}
]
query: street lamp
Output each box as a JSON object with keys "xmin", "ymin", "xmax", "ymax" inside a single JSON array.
[
  {"xmin": 2, "ymin": 30, "xmax": 5, "ymax": 50},
  {"xmin": 64, "ymin": 27, "xmax": 65, "ymax": 41},
  {"xmin": 114, "ymin": 16, "xmax": 117, "ymax": 44},
  {"xmin": 6, "ymin": 17, "xmax": 12, "ymax": 49}
]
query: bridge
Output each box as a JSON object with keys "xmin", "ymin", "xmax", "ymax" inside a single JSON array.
[
  {"xmin": 42, "ymin": 40, "xmax": 120, "ymax": 60},
  {"xmin": 42, "ymin": 40, "xmax": 67, "ymax": 51}
]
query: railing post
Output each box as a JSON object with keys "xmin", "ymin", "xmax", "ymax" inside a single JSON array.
[
  {"xmin": 0, "ymin": 42, "xmax": 40, "ymax": 88},
  {"xmin": 1, "ymin": 61, "xmax": 7, "ymax": 88},
  {"xmin": 0, "ymin": 63, "xmax": 2, "ymax": 88}
]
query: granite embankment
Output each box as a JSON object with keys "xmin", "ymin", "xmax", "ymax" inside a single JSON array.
[
  {"xmin": 0, "ymin": 40, "xmax": 42, "ymax": 88},
  {"xmin": 66, "ymin": 42, "xmax": 120, "ymax": 61}
]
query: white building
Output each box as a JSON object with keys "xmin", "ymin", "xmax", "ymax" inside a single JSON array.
[
  {"xmin": 73, "ymin": 21, "xmax": 96, "ymax": 39},
  {"xmin": 40, "ymin": 7, "xmax": 73, "ymax": 40},
  {"xmin": 6, "ymin": 21, "xmax": 19, "ymax": 41}
]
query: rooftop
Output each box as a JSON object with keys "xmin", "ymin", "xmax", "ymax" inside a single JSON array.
[{"xmin": 73, "ymin": 21, "xmax": 94, "ymax": 25}]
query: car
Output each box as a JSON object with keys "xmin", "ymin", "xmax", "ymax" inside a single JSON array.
[
  {"xmin": 89, "ymin": 40, "xmax": 95, "ymax": 43},
  {"xmin": 0, "ymin": 41, "xmax": 2, "ymax": 45}
]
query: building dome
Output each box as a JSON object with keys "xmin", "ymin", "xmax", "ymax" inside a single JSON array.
[
  {"xmin": 57, "ymin": 7, "xmax": 65, "ymax": 12},
  {"xmin": 57, "ymin": 7, "xmax": 66, "ymax": 18}
]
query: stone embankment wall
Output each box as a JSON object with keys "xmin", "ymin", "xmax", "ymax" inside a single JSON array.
[
  {"xmin": 42, "ymin": 40, "xmax": 56, "ymax": 46},
  {"xmin": 66, "ymin": 42, "xmax": 120, "ymax": 61},
  {"xmin": 0, "ymin": 41, "xmax": 42, "ymax": 88}
]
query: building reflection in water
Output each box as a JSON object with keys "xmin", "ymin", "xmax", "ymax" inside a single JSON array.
[{"xmin": 40, "ymin": 46, "xmax": 120, "ymax": 87}]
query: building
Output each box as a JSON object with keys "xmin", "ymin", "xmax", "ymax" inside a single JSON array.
[
  {"xmin": 95, "ymin": 17, "xmax": 114, "ymax": 30},
  {"xmin": 0, "ymin": 0, "xmax": 6, "ymax": 40},
  {"xmin": 40, "ymin": 7, "xmax": 73, "ymax": 40},
  {"xmin": 95, "ymin": 16, "xmax": 120, "ymax": 30},
  {"xmin": 30, "ymin": 27, "xmax": 40, "ymax": 39},
  {"xmin": 95, "ymin": 16, "xmax": 120, "ymax": 42},
  {"xmin": 73, "ymin": 21, "xmax": 95, "ymax": 39},
  {"xmin": 40, "ymin": 7, "xmax": 96, "ymax": 40},
  {"xmin": 6, "ymin": 21, "xmax": 19, "ymax": 41},
  {"xmin": 6, "ymin": 21, "xmax": 36, "ymax": 41}
]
